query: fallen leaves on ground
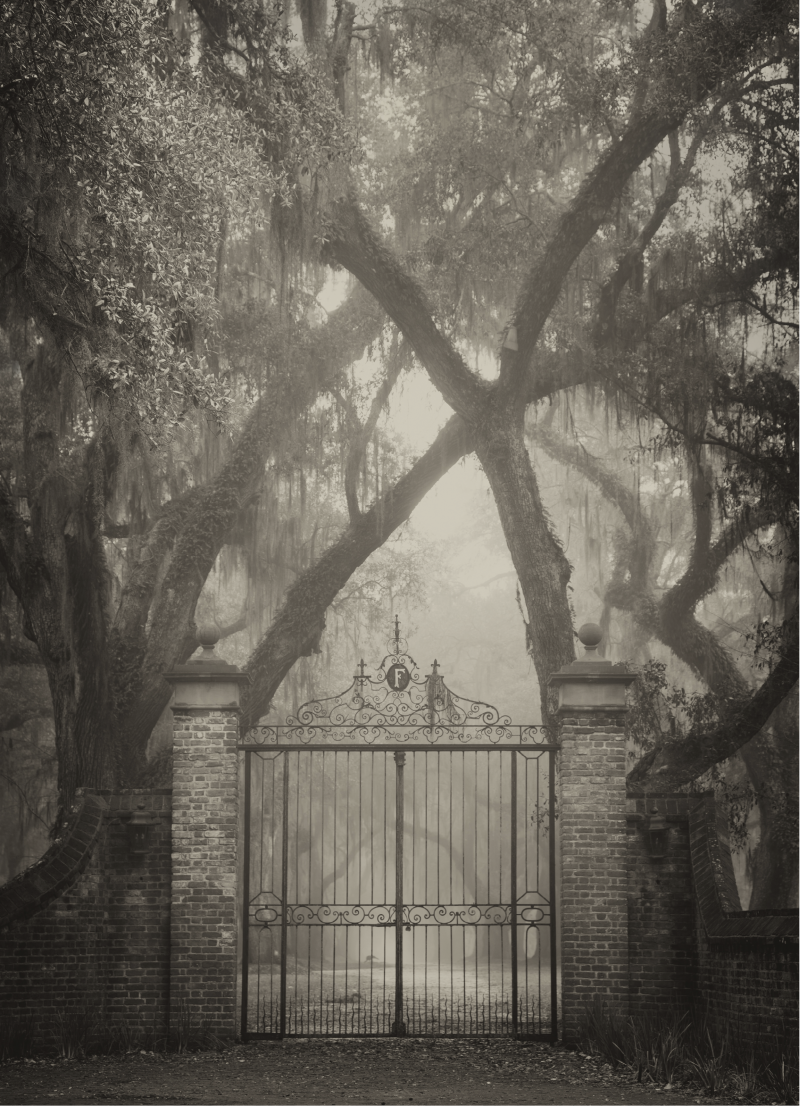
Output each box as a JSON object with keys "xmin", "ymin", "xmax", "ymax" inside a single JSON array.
[{"xmin": 0, "ymin": 1038, "xmax": 772, "ymax": 1106}]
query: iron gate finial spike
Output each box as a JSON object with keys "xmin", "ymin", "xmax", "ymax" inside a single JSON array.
[{"xmin": 394, "ymin": 613, "xmax": 400, "ymax": 645}]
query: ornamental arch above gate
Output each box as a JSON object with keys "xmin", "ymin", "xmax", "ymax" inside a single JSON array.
[{"xmin": 238, "ymin": 622, "xmax": 558, "ymax": 1039}]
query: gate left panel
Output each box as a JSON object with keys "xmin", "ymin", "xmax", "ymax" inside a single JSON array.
[{"xmin": 240, "ymin": 748, "xmax": 398, "ymax": 1038}]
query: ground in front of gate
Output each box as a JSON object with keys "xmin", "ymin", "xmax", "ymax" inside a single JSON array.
[{"xmin": 0, "ymin": 1037, "xmax": 764, "ymax": 1105}]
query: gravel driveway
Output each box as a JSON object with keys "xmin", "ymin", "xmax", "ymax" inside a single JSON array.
[{"xmin": 0, "ymin": 1038, "xmax": 745, "ymax": 1106}]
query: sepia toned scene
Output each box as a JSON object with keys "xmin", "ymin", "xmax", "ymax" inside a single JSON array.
[{"xmin": 0, "ymin": 0, "xmax": 796, "ymax": 1103}]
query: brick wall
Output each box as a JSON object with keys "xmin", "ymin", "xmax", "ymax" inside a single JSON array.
[
  {"xmin": 559, "ymin": 709, "xmax": 629, "ymax": 1043},
  {"xmin": 0, "ymin": 790, "xmax": 171, "ymax": 1050},
  {"xmin": 101, "ymin": 790, "xmax": 172, "ymax": 1036},
  {"xmin": 0, "ymin": 696, "xmax": 242, "ymax": 1051},
  {"xmin": 170, "ymin": 709, "xmax": 239, "ymax": 1038},
  {"xmin": 623, "ymin": 790, "xmax": 797, "ymax": 1041},
  {"xmin": 626, "ymin": 793, "xmax": 697, "ymax": 1017},
  {"xmin": 690, "ymin": 794, "xmax": 798, "ymax": 1045}
]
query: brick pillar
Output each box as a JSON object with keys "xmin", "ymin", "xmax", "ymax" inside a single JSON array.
[
  {"xmin": 164, "ymin": 633, "xmax": 249, "ymax": 1040},
  {"xmin": 548, "ymin": 623, "xmax": 635, "ymax": 1045}
]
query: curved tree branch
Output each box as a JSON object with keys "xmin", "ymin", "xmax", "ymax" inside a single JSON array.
[
  {"xmin": 505, "ymin": 1, "xmax": 789, "ymax": 387},
  {"xmin": 532, "ymin": 415, "xmax": 789, "ymax": 784},
  {"xmin": 241, "ymin": 413, "xmax": 473, "ymax": 729},
  {"xmin": 628, "ymin": 606, "xmax": 798, "ymax": 789},
  {"xmin": 659, "ymin": 445, "xmax": 715, "ymax": 614},
  {"xmin": 107, "ymin": 283, "xmax": 390, "ymax": 777},
  {"xmin": 343, "ymin": 335, "xmax": 408, "ymax": 522},
  {"xmin": 323, "ymin": 193, "xmax": 490, "ymax": 421}
]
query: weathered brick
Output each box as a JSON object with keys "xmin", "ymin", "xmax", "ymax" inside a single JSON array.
[
  {"xmin": 170, "ymin": 707, "xmax": 238, "ymax": 1039},
  {"xmin": 559, "ymin": 709, "xmax": 629, "ymax": 1044},
  {"xmin": 0, "ymin": 790, "xmax": 171, "ymax": 1051}
]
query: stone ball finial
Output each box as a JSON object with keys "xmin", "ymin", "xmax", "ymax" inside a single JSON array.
[
  {"xmin": 196, "ymin": 627, "xmax": 220, "ymax": 652},
  {"xmin": 577, "ymin": 623, "xmax": 603, "ymax": 652}
]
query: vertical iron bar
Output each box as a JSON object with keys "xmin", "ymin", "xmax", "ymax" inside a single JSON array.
[
  {"xmin": 498, "ymin": 750, "xmax": 503, "ymax": 1031},
  {"xmin": 450, "ymin": 752, "xmax": 456, "ymax": 1029},
  {"xmin": 345, "ymin": 751, "xmax": 350, "ymax": 1010},
  {"xmin": 383, "ymin": 753, "xmax": 389, "ymax": 1029},
  {"xmin": 279, "ymin": 751, "xmax": 290, "ymax": 1037},
  {"xmin": 346, "ymin": 750, "xmax": 351, "ymax": 904},
  {"xmin": 473, "ymin": 752, "xmax": 478, "ymax": 1031},
  {"xmin": 307, "ymin": 754, "xmax": 313, "ymax": 1026},
  {"xmin": 255, "ymin": 758, "xmax": 265, "ymax": 1027},
  {"xmin": 410, "ymin": 753, "xmax": 416, "ymax": 1034},
  {"xmin": 528, "ymin": 755, "xmax": 533, "ymax": 1036},
  {"xmin": 320, "ymin": 753, "xmax": 326, "ymax": 1024},
  {"xmin": 549, "ymin": 747, "xmax": 558, "ymax": 1042},
  {"xmin": 393, "ymin": 750, "xmax": 406, "ymax": 1035},
  {"xmin": 438, "ymin": 754, "xmax": 442, "ymax": 1031},
  {"xmin": 461, "ymin": 751, "xmax": 466, "ymax": 1032},
  {"xmin": 268, "ymin": 757, "xmax": 276, "ymax": 1033},
  {"xmin": 294, "ymin": 753, "xmax": 301, "ymax": 1033},
  {"xmin": 332, "ymin": 752, "xmax": 338, "ymax": 1025},
  {"xmin": 368, "ymin": 753, "xmax": 375, "ymax": 1029},
  {"xmin": 240, "ymin": 750, "xmax": 252, "ymax": 1038},
  {"xmin": 535, "ymin": 755, "xmax": 541, "ymax": 1035},
  {"xmin": 424, "ymin": 752, "xmax": 429, "ymax": 1032},
  {"xmin": 448, "ymin": 752, "xmax": 453, "ymax": 906},
  {"xmin": 510, "ymin": 750, "xmax": 518, "ymax": 1038},
  {"xmin": 483, "ymin": 752, "xmax": 490, "ymax": 1031}
]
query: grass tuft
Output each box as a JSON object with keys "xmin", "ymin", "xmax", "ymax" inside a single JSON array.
[
  {"xmin": 578, "ymin": 997, "xmax": 798, "ymax": 1102},
  {"xmin": 0, "ymin": 1013, "xmax": 36, "ymax": 1060}
]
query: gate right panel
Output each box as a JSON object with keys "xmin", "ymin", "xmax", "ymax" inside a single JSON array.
[{"xmin": 400, "ymin": 748, "xmax": 556, "ymax": 1038}]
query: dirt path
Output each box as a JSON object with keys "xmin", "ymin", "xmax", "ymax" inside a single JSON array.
[{"xmin": 0, "ymin": 1038, "xmax": 750, "ymax": 1106}]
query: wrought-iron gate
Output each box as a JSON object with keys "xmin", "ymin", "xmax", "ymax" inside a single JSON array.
[{"xmin": 239, "ymin": 628, "xmax": 558, "ymax": 1039}]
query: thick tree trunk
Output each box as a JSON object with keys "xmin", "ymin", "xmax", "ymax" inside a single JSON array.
[
  {"xmin": 112, "ymin": 393, "xmax": 273, "ymax": 782},
  {"xmin": 108, "ymin": 287, "xmax": 389, "ymax": 781},
  {"xmin": 755, "ymin": 559, "xmax": 800, "ymax": 906},
  {"xmin": 1, "ymin": 328, "xmax": 117, "ymax": 808},
  {"xmin": 739, "ymin": 687, "xmax": 799, "ymax": 909},
  {"xmin": 474, "ymin": 405, "xmax": 575, "ymax": 722},
  {"xmin": 1, "ymin": 282, "xmax": 390, "ymax": 798}
]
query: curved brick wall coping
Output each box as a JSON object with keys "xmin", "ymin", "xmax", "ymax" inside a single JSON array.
[
  {"xmin": 690, "ymin": 793, "xmax": 798, "ymax": 943},
  {"xmin": 0, "ymin": 790, "xmax": 107, "ymax": 932}
]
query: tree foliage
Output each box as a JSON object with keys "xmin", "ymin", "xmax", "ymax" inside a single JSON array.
[
  {"xmin": 0, "ymin": 0, "xmax": 796, "ymax": 910},
  {"xmin": 312, "ymin": 0, "xmax": 797, "ymax": 901}
]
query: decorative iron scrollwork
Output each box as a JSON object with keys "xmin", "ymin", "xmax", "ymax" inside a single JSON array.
[
  {"xmin": 241, "ymin": 625, "xmax": 556, "ymax": 747},
  {"xmin": 282, "ymin": 903, "xmax": 395, "ymax": 927},
  {"xmin": 249, "ymin": 903, "xmax": 552, "ymax": 928},
  {"xmin": 403, "ymin": 903, "xmax": 514, "ymax": 926}
]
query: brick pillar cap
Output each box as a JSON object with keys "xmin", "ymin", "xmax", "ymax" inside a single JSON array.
[
  {"xmin": 164, "ymin": 632, "xmax": 250, "ymax": 686},
  {"xmin": 547, "ymin": 623, "xmax": 635, "ymax": 711},
  {"xmin": 547, "ymin": 622, "xmax": 635, "ymax": 686}
]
